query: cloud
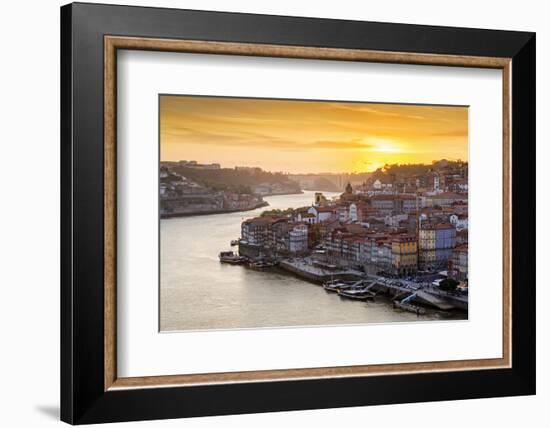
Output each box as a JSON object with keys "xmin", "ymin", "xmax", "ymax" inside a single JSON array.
[
  {"xmin": 428, "ymin": 130, "xmax": 468, "ymax": 138},
  {"xmin": 323, "ymin": 103, "xmax": 428, "ymax": 120},
  {"xmin": 304, "ymin": 139, "xmax": 373, "ymax": 150},
  {"xmin": 164, "ymin": 125, "xmax": 374, "ymax": 152},
  {"xmin": 160, "ymin": 95, "xmax": 468, "ymax": 172}
]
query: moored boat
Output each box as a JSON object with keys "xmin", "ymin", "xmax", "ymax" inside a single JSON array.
[
  {"xmin": 219, "ymin": 251, "xmax": 248, "ymax": 264},
  {"xmin": 393, "ymin": 301, "xmax": 427, "ymax": 315},
  {"xmin": 248, "ymin": 259, "xmax": 277, "ymax": 269},
  {"xmin": 338, "ymin": 287, "xmax": 375, "ymax": 301},
  {"xmin": 323, "ymin": 280, "xmax": 357, "ymax": 292}
]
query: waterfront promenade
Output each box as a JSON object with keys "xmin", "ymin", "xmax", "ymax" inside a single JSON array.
[
  {"xmin": 278, "ymin": 258, "xmax": 468, "ymax": 311},
  {"xmin": 278, "ymin": 258, "xmax": 363, "ymax": 282}
]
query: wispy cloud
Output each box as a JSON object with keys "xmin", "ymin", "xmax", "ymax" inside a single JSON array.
[
  {"xmin": 324, "ymin": 103, "xmax": 428, "ymax": 121},
  {"xmin": 303, "ymin": 139, "xmax": 373, "ymax": 150},
  {"xmin": 160, "ymin": 95, "xmax": 468, "ymax": 173}
]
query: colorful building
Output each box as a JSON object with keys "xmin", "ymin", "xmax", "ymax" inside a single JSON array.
[
  {"xmin": 391, "ymin": 235, "xmax": 418, "ymax": 276},
  {"xmin": 418, "ymin": 223, "xmax": 456, "ymax": 270},
  {"xmin": 449, "ymin": 213, "xmax": 468, "ymax": 231},
  {"xmin": 289, "ymin": 224, "xmax": 309, "ymax": 253},
  {"xmin": 307, "ymin": 206, "xmax": 335, "ymax": 223},
  {"xmin": 450, "ymin": 244, "xmax": 468, "ymax": 282},
  {"xmin": 349, "ymin": 201, "xmax": 370, "ymax": 222},
  {"xmin": 241, "ymin": 217, "xmax": 278, "ymax": 247},
  {"xmin": 422, "ymin": 192, "xmax": 468, "ymax": 208}
]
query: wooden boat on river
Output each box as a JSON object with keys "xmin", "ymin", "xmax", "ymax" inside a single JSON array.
[
  {"xmin": 338, "ymin": 287, "xmax": 375, "ymax": 301},
  {"xmin": 219, "ymin": 251, "xmax": 248, "ymax": 265}
]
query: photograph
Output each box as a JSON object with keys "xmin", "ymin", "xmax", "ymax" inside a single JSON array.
[{"xmin": 159, "ymin": 95, "xmax": 469, "ymax": 331}]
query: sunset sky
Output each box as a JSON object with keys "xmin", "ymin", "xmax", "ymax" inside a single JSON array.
[{"xmin": 160, "ymin": 95, "xmax": 468, "ymax": 174}]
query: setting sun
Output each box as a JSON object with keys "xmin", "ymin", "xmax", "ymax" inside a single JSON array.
[
  {"xmin": 368, "ymin": 138, "xmax": 403, "ymax": 154},
  {"xmin": 160, "ymin": 95, "xmax": 468, "ymax": 173}
]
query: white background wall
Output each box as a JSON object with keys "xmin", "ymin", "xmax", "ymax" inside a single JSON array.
[{"xmin": 0, "ymin": 0, "xmax": 546, "ymax": 427}]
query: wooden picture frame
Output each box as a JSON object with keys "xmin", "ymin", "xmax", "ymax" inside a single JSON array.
[{"xmin": 61, "ymin": 2, "xmax": 535, "ymax": 424}]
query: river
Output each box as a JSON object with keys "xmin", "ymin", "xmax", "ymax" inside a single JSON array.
[{"xmin": 160, "ymin": 190, "xmax": 452, "ymax": 331}]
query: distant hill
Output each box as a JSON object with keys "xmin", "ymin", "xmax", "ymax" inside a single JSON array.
[
  {"xmin": 309, "ymin": 176, "xmax": 340, "ymax": 192},
  {"xmin": 288, "ymin": 172, "xmax": 371, "ymax": 192},
  {"xmin": 170, "ymin": 166, "xmax": 301, "ymax": 194},
  {"xmin": 368, "ymin": 160, "xmax": 468, "ymax": 183}
]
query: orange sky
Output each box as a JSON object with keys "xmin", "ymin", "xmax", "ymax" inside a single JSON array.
[{"xmin": 160, "ymin": 95, "xmax": 468, "ymax": 174}]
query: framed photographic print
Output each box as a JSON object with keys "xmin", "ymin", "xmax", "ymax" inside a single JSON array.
[{"xmin": 60, "ymin": 2, "xmax": 536, "ymax": 424}]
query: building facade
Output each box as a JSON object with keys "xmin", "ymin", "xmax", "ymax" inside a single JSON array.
[
  {"xmin": 450, "ymin": 244, "xmax": 468, "ymax": 282},
  {"xmin": 418, "ymin": 224, "xmax": 456, "ymax": 270},
  {"xmin": 241, "ymin": 217, "xmax": 274, "ymax": 247},
  {"xmin": 391, "ymin": 235, "xmax": 418, "ymax": 276},
  {"xmin": 289, "ymin": 224, "xmax": 309, "ymax": 253},
  {"xmin": 308, "ymin": 206, "xmax": 335, "ymax": 223}
]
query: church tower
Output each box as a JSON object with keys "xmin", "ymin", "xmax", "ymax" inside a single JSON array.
[{"xmin": 345, "ymin": 182, "xmax": 353, "ymax": 194}]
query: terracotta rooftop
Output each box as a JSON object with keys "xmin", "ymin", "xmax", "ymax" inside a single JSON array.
[
  {"xmin": 315, "ymin": 206, "xmax": 337, "ymax": 213},
  {"xmin": 429, "ymin": 192, "xmax": 467, "ymax": 199},
  {"xmin": 243, "ymin": 216, "xmax": 286, "ymax": 225}
]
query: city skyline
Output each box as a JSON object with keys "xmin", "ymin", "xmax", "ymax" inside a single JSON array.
[
  {"xmin": 160, "ymin": 95, "xmax": 468, "ymax": 174},
  {"xmin": 161, "ymin": 158, "xmax": 466, "ymax": 176}
]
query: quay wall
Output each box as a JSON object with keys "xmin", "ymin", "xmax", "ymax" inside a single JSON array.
[
  {"xmin": 161, "ymin": 201, "xmax": 268, "ymax": 219},
  {"xmin": 416, "ymin": 288, "xmax": 468, "ymax": 311},
  {"xmin": 278, "ymin": 260, "xmax": 360, "ymax": 284},
  {"xmin": 369, "ymin": 283, "xmax": 411, "ymax": 299},
  {"xmin": 278, "ymin": 261, "xmax": 326, "ymax": 283}
]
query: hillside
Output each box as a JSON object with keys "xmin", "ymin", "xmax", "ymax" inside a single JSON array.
[
  {"xmin": 170, "ymin": 166, "xmax": 301, "ymax": 195},
  {"xmin": 368, "ymin": 160, "xmax": 468, "ymax": 182}
]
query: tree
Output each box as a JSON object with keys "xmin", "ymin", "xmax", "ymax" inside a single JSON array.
[
  {"xmin": 439, "ymin": 278, "xmax": 459, "ymax": 292},
  {"xmin": 260, "ymin": 208, "xmax": 294, "ymax": 217}
]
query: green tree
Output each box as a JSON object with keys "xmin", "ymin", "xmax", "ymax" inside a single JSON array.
[
  {"xmin": 260, "ymin": 208, "xmax": 294, "ymax": 217},
  {"xmin": 439, "ymin": 278, "xmax": 459, "ymax": 292}
]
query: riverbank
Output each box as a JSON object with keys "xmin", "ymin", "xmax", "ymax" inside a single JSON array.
[
  {"xmin": 278, "ymin": 259, "xmax": 361, "ymax": 283},
  {"xmin": 276, "ymin": 259, "xmax": 467, "ymax": 312},
  {"xmin": 161, "ymin": 200, "xmax": 269, "ymax": 219},
  {"xmin": 262, "ymin": 190, "xmax": 304, "ymax": 197}
]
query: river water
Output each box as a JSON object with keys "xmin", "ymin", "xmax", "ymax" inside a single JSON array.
[{"xmin": 160, "ymin": 190, "xmax": 452, "ymax": 331}]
